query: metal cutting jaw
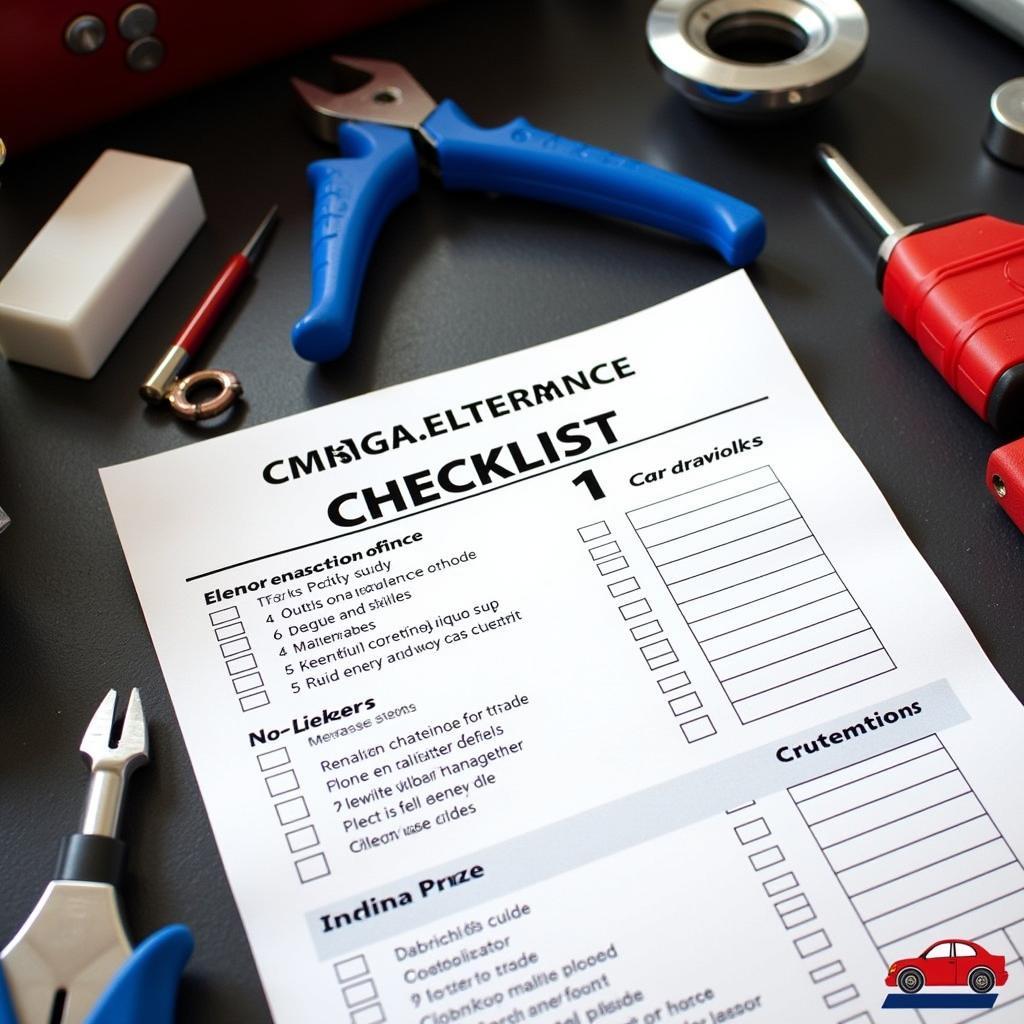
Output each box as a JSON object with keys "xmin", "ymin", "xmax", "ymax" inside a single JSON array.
[
  {"xmin": 291, "ymin": 56, "xmax": 438, "ymax": 143},
  {"xmin": 1, "ymin": 689, "xmax": 148, "ymax": 1024}
]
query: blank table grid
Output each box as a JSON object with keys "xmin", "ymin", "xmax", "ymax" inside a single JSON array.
[
  {"xmin": 628, "ymin": 466, "xmax": 894, "ymax": 723},
  {"xmin": 791, "ymin": 735, "xmax": 1024, "ymax": 1024}
]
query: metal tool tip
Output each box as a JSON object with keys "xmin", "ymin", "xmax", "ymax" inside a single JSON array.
[
  {"xmin": 81, "ymin": 690, "xmax": 119, "ymax": 761},
  {"xmin": 120, "ymin": 688, "xmax": 148, "ymax": 759},
  {"xmin": 80, "ymin": 688, "xmax": 149, "ymax": 766},
  {"xmin": 242, "ymin": 206, "xmax": 280, "ymax": 264},
  {"xmin": 816, "ymin": 143, "xmax": 839, "ymax": 166}
]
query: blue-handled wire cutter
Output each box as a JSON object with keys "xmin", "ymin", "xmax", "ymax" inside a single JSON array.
[
  {"xmin": 290, "ymin": 57, "xmax": 767, "ymax": 363},
  {"xmin": 0, "ymin": 690, "xmax": 192, "ymax": 1024}
]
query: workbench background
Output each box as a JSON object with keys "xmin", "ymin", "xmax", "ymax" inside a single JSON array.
[{"xmin": 1, "ymin": 1, "xmax": 1022, "ymax": 1019}]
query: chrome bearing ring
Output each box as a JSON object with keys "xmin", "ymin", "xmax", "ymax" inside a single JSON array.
[{"xmin": 647, "ymin": 0, "xmax": 869, "ymax": 120}]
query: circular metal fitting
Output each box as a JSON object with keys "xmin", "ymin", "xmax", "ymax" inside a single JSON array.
[
  {"xmin": 65, "ymin": 14, "xmax": 107, "ymax": 55},
  {"xmin": 167, "ymin": 370, "xmax": 242, "ymax": 421},
  {"xmin": 647, "ymin": 0, "xmax": 869, "ymax": 120},
  {"xmin": 984, "ymin": 78, "xmax": 1024, "ymax": 169},
  {"xmin": 118, "ymin": 3, "xmax": 158, "ymax": 40},
  {"xmin": 126, "ymin": 35, "xmax": 165, "ymax": 72}
]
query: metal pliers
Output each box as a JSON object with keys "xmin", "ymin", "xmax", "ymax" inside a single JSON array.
[
  {"xmin": 0, "ymin": 691, "xmax": 192, "ymax": 1024},
  {"xmin": 290, "ymin": 57, "xmax": 767, "ymax": 362}
]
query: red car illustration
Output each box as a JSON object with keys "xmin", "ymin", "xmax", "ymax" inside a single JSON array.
[{"xmin": 886, "ymin": 940, "xmax": 1008, "ymax": 994}]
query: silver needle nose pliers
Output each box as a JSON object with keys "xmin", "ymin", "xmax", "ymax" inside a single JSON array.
[
  {"xmin": 290, "ymin": 57, "xmax": 767, "ymax": 363},
  {"xmin": 0, "ymin": 690, "xmax": 192, "ymax": 1024}
]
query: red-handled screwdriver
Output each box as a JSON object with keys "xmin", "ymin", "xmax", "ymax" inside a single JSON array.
[
  {"xmin": 140, "ymin": 206, "xmax": 278, "ymax": 420},
  {"xmin": 817, "ymin": 145, "xmax": 1024, "ymax": 437}
]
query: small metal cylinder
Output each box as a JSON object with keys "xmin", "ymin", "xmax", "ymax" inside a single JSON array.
[
  {"xmin": 140, "ymin": 345, "xmax": 189, "ymax": 403},
  {"xmin": 984, "ymin": 78, "xmax": 1024, "ymax": 169}
]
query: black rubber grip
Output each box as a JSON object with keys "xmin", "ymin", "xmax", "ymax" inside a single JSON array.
[
  {"xmin": 988, "ymin": 363, "xmax": 1024, "ymax": 437},
  {"xmin": 55, "ymin": 833, "xmax": 126, "ymax": 886}
]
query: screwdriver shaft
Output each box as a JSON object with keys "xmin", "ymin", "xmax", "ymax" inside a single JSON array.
[{"xmin": 817, "ymin": 144, "xmax": 905, "ymax": 239}]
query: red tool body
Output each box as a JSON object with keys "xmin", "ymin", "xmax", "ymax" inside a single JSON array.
[
  {"xmin": 988, "ymin": 439, "xmax": 1024, "ymax": 532},
  {"xmin": 174, "ymin": 253, "xmax": 252, "ymax": 359},
  {"xmin": 883, "ymin": 215, "xmax": 1024, "ymax": 427},
  {"xmin": 819, "ymin": 145, "xmax": 1024, "ymax": 535},
  {"xmin": 2, "ymin": 0, "xmax": 433, "ymax": 157}
]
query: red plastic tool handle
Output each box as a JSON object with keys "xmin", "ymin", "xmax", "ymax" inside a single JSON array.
[
  {"xmin": 176, "ymin": 253, "xmax": 252, "ymax": 357},
  {"xmin": 882, "ymin": 215, "xmax": 1024, "ymax": 431},
  {"xmin": 988, "ymin": 438, "xmax": 1024, "ymax": 534}
]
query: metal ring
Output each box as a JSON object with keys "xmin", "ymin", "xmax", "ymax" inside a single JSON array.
[
  {"xmin": 647, "ymin": 0, "xmax": 868, "ymax": 120},
  {"xmin": 167, "ymin": 369, "xmax": 243, "ymax": 421}
]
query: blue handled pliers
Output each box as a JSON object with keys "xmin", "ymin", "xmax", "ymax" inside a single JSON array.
[
  {"xmin": 290, "ymin": 57, "xmax": 767, "ymax": 363},
  {"xmin": 0, "ymin": 691, "xmax": 192, "ymax": 1024}
]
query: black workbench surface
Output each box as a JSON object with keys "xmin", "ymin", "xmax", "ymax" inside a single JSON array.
[{"xmin": 1, "ymin": 1, "xmax": 1022, "ymax": 1019}]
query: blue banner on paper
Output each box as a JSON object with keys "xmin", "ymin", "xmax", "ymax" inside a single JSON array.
[{"xmin": 882, "ymin": 993, "xmax": 997, "ymax": 1010}]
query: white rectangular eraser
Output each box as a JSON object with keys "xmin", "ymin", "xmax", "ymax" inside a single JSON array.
[{"xmin": 0, "ymin": 150, "xmax": 205, "ymax": 378}]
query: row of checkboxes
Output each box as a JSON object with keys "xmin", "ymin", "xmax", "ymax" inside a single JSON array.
[
  {"xmin": 727, "ymin": 801, "xmax": 872, "ymax": 1023},
  {"xmin": 208, "ymin": 605, "xmax": 270, "ymax": 712},
  {"xmin": 255, "ymin": 744, "xmax": 332, "ymax": 884},
  {"xmin": 578, "ymin": 520, "xmax": 716, "ymax": 744},
  {"xmin": 332, "ymin": 953, "xmax": 387, "ymax": 1023}
]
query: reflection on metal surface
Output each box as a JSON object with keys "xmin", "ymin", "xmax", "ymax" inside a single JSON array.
[{"xmin": 647, "ymin": 0, "xmax": 868, "ymax": 120}]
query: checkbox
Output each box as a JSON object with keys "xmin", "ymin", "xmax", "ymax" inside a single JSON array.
[
  {"xmin": 226, "ymin": 653, "xmax": 258, "ymax": 675},
  {"xmin": 681, "ymin": 716, "xmax": 716, "ymax": 742},
  {"xmin": 775, "ymin": 893, "xmax": 809, "ymax": 916},
  {"xmin": 641, "ymin": 638, "xmax": 673, "ymax": 659},
  {"xmin": 823, "ymin": 984, "xmax": 857, "ymax": 1008},
  {"xmin": 793, "ymin": 929, "xmax": 831, "ymax": 958},
  {"xmin": 295, "ymin": 852, "xmax": 331, "ymax": 883},
  {"xmin": 619, "ymin": 598, "xmax": 651, "ymax": 620},
  {"xmin": 221, "ymin": 636, "xmax": 252, "ymax": 658},
  {"xmin": 607, "ymin": 577, "xmax": 639, "ymax": 597},
  {"xmin": 334, "ymin": 954, "xmax": 369, "ymax": 983},
  {"xmin": 275, "ymin": 796, "xmax": 309, "ymax": 825},
  {"xmin": 265, "ymin": 769, "xmax": 300, "ymax": 797},
  {"xmin": 351, "ymin": 1004, "xmax": 386, "ymax": 1024},
  {"xmin": 668, "ymin": 692, "xmax": 702, "ymax": 716},
  {"xmin": 658, "ymin": 671, "xmax": 690, "ymax": 693},
  {"xmin": 215, "ymin": 621, "xmax": 245, "ymax": 640},
  {"xmin": 589, "ymin": 540, "xmax": 620, "ymax": 560},
  {"xmin": 809, "ymin": 960, "xmax": 844, "ymax": 984},
  {"xmin": 734, "ymin": 818, "xmax": 771, "ymax": 844},
  {"xmin": 257, "ymin": 747, "xmax": 290, "ymax": 772},
  {"xmin": 286, "ymin": 824, "xmax": 319, "ymax": 853},
  {"xmin": 239, "ymin": 690, "xmax": 270, "ymax": 712},
  {"xmin": 749, "ymin": 845, "xmax": 784, "ymax": 870},
  {"xmin": 578, "ymin": 521, "xmax": 610, "ymax": 542},
  {"xmin": 596, "ymin": 555, "xmax": 629, "ymax": 575},
  {"xmin": 777, "ymin": 894, "xmax": 815, "ymax": 929},
  {"xmin": 631, "ymin": 620, "xmax": 662, "ymax": 641},
  {"xmin": 209, "ymin": 606, "xmax": 239, "ymax": 625},
  {"xmin": 342, "ymin": 978, "xmax": 378, "ymax": 1007},
  {"xmin": 233, "ymin": 671, "xmax": 263, "ymax": 694},
  {"xmin": 763, "ymin": 872, "xmax": 798, "ymax": 897}
]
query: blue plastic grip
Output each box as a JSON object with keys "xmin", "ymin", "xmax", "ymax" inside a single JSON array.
[
  {"xmin": 85, "ymin": 925, "xmax": 193, "ymax": 1024},
  {"xmin": 292, "ymin": 122, "xmax": 420, "ymax": 363},
  {"xmin": 0, "ymin": 925, "xmax": 192, "ymax": 1024},
  {"xmin": 0, "ymin": 965, "xmax": 16, "ymax": 1024},
  {"xmin": 422, "ymin": 99, "xmax": 765, "ymax": 268}
]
